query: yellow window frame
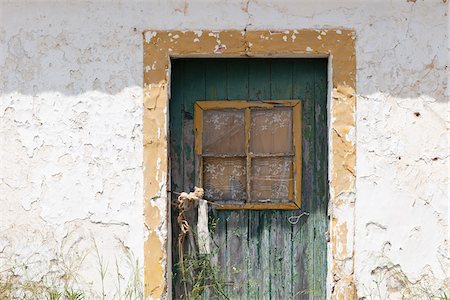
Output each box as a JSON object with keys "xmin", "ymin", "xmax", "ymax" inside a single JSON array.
[{"xmin": 194, "ymin": 100, "xmax": 302, "ymax": 210}]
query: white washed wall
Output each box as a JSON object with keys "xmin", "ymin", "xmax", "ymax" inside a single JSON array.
[{"xmin": 0, "ymin": 1, "xmax": 448, "ymax": 298}]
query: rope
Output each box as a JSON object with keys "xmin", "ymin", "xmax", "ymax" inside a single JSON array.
[{"xmin": 172, "ymin": 187, "xmax": 207, "ymax": 296}]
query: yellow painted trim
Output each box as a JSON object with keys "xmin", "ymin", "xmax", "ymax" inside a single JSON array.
[
  {"xmin": 196, "ymin": 100, "xmax": 300, "ymax": 110},
  {"xmin": 194, "ymin": 103, "xmax": 203, "ymax": 188},
  {"xmin": 292, "ymin": 103, "xmax": 302, "ymax": 208},
  {"xmin": 245, "ymin": 107, "xmax": 251, "ymax": 202},
  {"xmin": 143, "ymin": 29, "xmax": 356, "ymax": 299}
]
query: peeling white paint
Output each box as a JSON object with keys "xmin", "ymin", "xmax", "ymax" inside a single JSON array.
[
  {"xmin": 145, "ymin": 31, "xmax": 157, "ymax": 43},
  {"xmin": 0, "ymin": 1, "xmax": 448, "ymax": 299}
]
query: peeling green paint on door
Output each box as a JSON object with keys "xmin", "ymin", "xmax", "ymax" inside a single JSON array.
[{"xmin": 170, "ymin": 58, "xmax": 328, "ymax": 299}]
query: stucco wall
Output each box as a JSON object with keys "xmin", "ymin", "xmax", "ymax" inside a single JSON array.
[{"xmin": 1, "ymin": 1, "xmax": 448, "ymax": 299}]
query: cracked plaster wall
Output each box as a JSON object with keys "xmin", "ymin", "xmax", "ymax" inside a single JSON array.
[{"xmin": 0, "ymin": 1, "xmax": 448, "ymax": 299}]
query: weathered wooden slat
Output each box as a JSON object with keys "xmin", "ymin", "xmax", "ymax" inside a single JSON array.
[
  {"xmin": 249, "ymin": 59, "xmax": 270, "ymax": 102},
  {"xmin": 203, "ymin": 59, "xmax": 229, "ymax": 299},
  {"xmin": 225, "ymin": 211, "xmax": 248, "ymax": 298},
  {"xmin": 182, "ymin": 60, "xmax": 206, "ymax": 299},
  {"xmin": 248, "ymin": 60, "xmax": 273, "ymax": 300},
  {"xmin": 313, "ymin": 60, "xmax": 329, "ymax": 300},
  {"xmin": 169, "ymin": 60, "xmax": 184, "ymax": 298},
  {"xmin": 271, "ymin": 59, "xmax": 294, "ymax": 100},
  {"xmin": 170, "ymin": 60, "xmax": 185, "ymax": 194},
  {"xmin": 205, "ymin": 59, "xmax": 228, "ymax": 101},
  {"xmin": 204, "ymin": 60, "xmax": 228, "ymax": 298},
  {"xmin": 270, "ymin": 59, "xmax": 294, "ymax": 300},
  {"xmin": 225, "ymin": 61, "xmax": 250, "ymax": 299},
  {"xmin": 226, "ymin": 59, "xmax": 248, "ymax": 100},
  {"xmin": 246, "ymin": 211, "xmax": 261, "ymax": 299},
  {"xmin": 293, "ymin": 59, "xmax": 315, "ymax": 299},
  {"xmin": 183, "ymin": 60, "xmax": 205, "ymax": 192}
]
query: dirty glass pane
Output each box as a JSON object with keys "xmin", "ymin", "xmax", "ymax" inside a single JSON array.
[
  {"xmin": 203, "ymin": 157, "xmax": 247, "ymax": 202},
  {"xmin": 250, "ymin": 108, "xmax": 293, "ymax": 154},
  {"xmin": 203, "ymin": 109, "xmax": 245, "ymax": 155},
  {"xmin": 250, "ymin": 157, "xmax": 293, "ymax": 202}
]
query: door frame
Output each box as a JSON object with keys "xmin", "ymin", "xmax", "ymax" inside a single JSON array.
[{"xmin": 142, "ymin": 29, "xmax": 356, "ymax": 299}]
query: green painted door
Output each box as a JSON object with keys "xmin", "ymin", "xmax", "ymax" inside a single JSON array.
[{"xmin": 170, "ymin": 58, "xmax": 328, "ymax": 299}]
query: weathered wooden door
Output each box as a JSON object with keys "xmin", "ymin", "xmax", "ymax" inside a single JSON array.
[{"xmin": 170, "ymin": 58, "xmax": 328, "ymax": 299}]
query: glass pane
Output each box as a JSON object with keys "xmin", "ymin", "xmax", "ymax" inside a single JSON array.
[
  {"xmin": 250, "ymin": 157, "xmax": 293, "ymax": 202},
  {"xmin": 250, "ymin": 108, "xmax": 293, "ymax": 154},
  {"xmin": 203, "ymin": 109, "xmax": 245, "ymax": 155},
  {"xmin": 203, "ymin": 157, "xmax": 247, "ymax": 202}
]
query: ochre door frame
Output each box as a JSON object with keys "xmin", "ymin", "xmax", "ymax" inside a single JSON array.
[{"xmin": 143, "ymin": 29, "xmax": 356, "ymax": 299}]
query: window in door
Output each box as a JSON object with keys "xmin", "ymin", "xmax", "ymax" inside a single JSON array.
[{"xmin": 194, "ymin": 100, "xmax": 302, "ymax": 210}]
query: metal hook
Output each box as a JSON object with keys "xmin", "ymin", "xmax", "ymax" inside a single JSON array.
[{"xmin": 288, "ymin": 211, "xmax": 310, "ymax": 225}]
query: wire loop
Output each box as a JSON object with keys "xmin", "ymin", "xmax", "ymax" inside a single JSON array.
[{"xmin": 288, "ymin": 211, "xmax": 310, "ymax": 225}]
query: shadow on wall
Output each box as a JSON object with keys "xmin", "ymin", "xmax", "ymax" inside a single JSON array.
[{"xmin": 0, "ymin": 1, "xmax": 448, "ymax": 101}]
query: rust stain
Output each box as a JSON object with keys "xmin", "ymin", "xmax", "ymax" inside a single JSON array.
[{"xmin": 143, "ymin": 29, "xmax": 356, "ymax": 299}]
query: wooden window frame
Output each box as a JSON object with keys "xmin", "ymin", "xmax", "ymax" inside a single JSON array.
[{"xmin": 194, "ymin": 100, "xmax": 302, "ymax": 210}]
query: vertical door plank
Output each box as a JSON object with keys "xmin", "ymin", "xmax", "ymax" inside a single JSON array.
[
  {"xmin": 270, "ymin": 59, "xmax": 294, "ymax": 299},
  {"xmin": 170, "ymin": 60, "xmax": 185, "ymax": 194},
  {"xmin": 248, "ymin": 59, "xmax": 272, "ymax": 299},
  {"xmin": 270, "ymin": 59, "xmax": 294, "ymax": 100},
  {"xmin": 227, "ymin": 59, "xmax": 249, "ymax": 100},
  {"xmin": 204, "ymin": 59, "xmax": 231, "ymax": 298},
  {"xmin": 293, "ymin": 60, "xmax": 315, "ymax": 299},
  {"xmin": 225, "ymin": 59, "xmax": 249, "ymax": 299},
  {"xmin": 183, "ymin": 60, "xmax": 205, "ymax": 191},
  {"xmin": 246, "ymin": 211, "xmax": 261, "ymax": 299},
  {"xmin": 313, "ymin": 60, "xmax": 329, "ymax": 300},
  {"xmin": 182, "ymin": 60, "xmax": 206, "ymax": 297},
  {"xmin": 249, "ymin": 59, "xmax": 271, "ymax": 101},
  {"xmin": 205, "ymin": 59, "xmax": 228, "ymax": 101},
  {"xmin": 170, "ymin": 60, "xmax": 185, "ymax": 298}
]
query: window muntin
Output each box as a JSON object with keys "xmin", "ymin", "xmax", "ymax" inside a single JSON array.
[{"xmin": 194, "ymin": 100, "xmax": 302, "ymax": 210}]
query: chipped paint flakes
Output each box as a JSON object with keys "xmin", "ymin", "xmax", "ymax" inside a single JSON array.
[
  {"xmin": 145, "ymin": 31, "xmax": 157, "ymax": 43},
  {"xmin": 214, "ymin": 44, "xmax": 227, "ymax": 53}
]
